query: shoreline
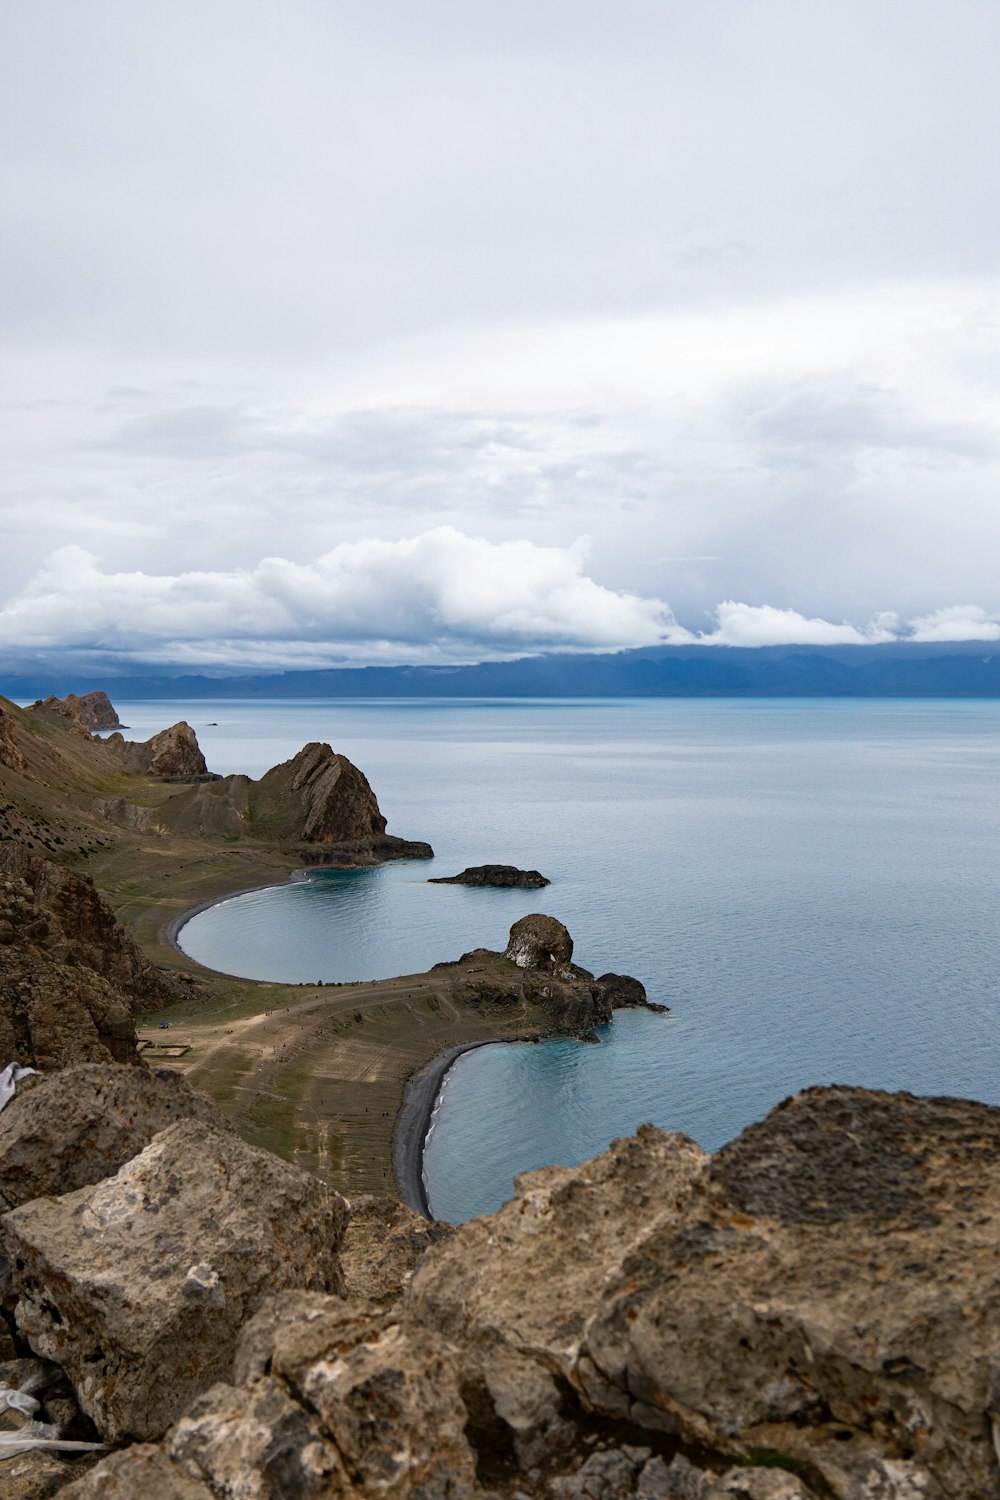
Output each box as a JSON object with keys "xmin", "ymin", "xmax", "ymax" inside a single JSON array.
[
  {"xmin": 392, "ymin": 1042, "xmax": 489, "ymax": 1217},
  {"xmin": 165, "ymin": 868, "xmax": 311, "ymax": 954}
]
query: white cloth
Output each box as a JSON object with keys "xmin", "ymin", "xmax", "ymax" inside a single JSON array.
[{"xmin": 0, "ymin": 1061, "xmax": 37, "ymax": 1113}]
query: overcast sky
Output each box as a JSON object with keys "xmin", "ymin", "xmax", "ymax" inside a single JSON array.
[{"xmin": 2, "ymin": 0, "xmax": 999, "ymax": 670}]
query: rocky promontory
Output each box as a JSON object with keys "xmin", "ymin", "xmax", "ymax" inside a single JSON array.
[
  {"xmin": 32, "ymin": 691, "xmax": 122, "ymax": 732},
  {"xmin": 429, "ymin": 864, "xmax": 550, "ymax": 888},
  {"xmin": 104, "ymin": 721, "xmax": 211, "ymax": 779}
]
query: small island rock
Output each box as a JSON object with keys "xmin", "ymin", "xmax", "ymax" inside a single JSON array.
[{"xmin": 429, "ymin": 863, "xmax": 550, "ymax": 888}]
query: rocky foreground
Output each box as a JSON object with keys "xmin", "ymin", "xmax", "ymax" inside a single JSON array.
[{"xmin": 3, "ymin": 1066, "xmax": 1000, "ymax": 1499}]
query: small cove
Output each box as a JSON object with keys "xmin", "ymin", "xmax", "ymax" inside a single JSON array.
[{"xmin": 134, "ymin": 695, "xmax": 1000, "ymax": 1223}]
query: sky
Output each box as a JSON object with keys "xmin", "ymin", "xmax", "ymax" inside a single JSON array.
[{"xmin": 2, "ymin": 0, "xmax": 999, "ymax": 672}]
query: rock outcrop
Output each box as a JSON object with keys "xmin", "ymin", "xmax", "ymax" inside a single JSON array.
[
  {"xmin": 33, "ymin": 692, "xmax": 122, "ymax": 733},
  {"xmin": 254, "ymin": 742, "xmax": 389, "ymax": 843},
  {"xmin": 32, "ymin": 692, "xmax": 123, "ymax": 736},
  {"xmin": 339, "ymin": 1195, "xmax": 454, "ymax": 1307},
  {"xmin": 504, "ymin": 913, "xmax": 574, "ymax": 972},
  {"xmin": 0, "ymin": 1063, "xmax": 231, "ymax": 1210},
  {"xmin": 429, "ymin": 864, "xmax": 550, "ymax": 888},
  {"xmin": 14, "ymin": 1084, "xmax": 1000, "ymax": 1497},
  {"xmin": 0, "ymin": 846, "xmax": 155, "ymax": 1070},
  {"xmin": 4, "ymin": 1118, "xmax": 350, "ymax": 1442},
  {"xmin": 105, "ymin": 722, "xmax": 210, "ymax": 779},
  {"xmin": 246, "ymin": 742, "xmax": 433, "ymax": 859}
]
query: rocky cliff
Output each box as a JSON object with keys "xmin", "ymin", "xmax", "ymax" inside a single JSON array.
[
  {"xmin": 0, "ymin": 845, "xmax": 156, "ymax": 1069},
  {"xmin": 4, "ymin": 1078, "xmax": 1000, "ymax": 1498},
  {"xmin": 32, "ymin": 692, "xmax": 121, "ymax": 732},
  {"xmin": 105, "ymin": 721, "xmax": 211, "ymax": 779}
]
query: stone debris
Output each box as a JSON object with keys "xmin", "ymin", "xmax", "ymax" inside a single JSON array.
[{"xmin": 8, "ymin": 1085, "xmax": 1000, "ymax": 1497}]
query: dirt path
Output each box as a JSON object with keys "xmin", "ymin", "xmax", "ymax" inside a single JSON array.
[{"xmin": 138, "ymin": 956, "xmax": 556, "ymax": 1207}]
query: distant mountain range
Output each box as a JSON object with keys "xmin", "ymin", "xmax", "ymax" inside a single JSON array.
[{"xmin": 4, "ymin": 641, "xmax": 1000, "ymax": 700}]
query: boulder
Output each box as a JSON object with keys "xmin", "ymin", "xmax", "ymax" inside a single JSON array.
[
  {"xmin": 58, "ymin": 1446, "xmax": 213, "ymax": 1498},
  {"xmin": 410, "ymin": 1086, "xmax": 1000, "ymax": 1498},
  {"xmin": 429, "ymin": 864, "xmax": 550, "ymax": 888},
  {"xmin": 339, "ymin": 1194, "xmax": 454, "ymax": 1307},
  {"xmin": 595, "ymin": 971, "xmax": 662, "ymax": 1010},
  {"xmin": 3, "ymin": 1119, "xmax": 350, "ymax": 1441},
  {"xmin": 0, "ymin": 847, "xmax": 155, "ymax": 1070},
  {"xmin": 504, "ymin": 912, "xmax": 574, "ymax": 972},
  {"xmin": 98, "ymin": 1292, "xmax": 476, "ymax": 1499},
  {"xmin": 0, "ymin": 1062, "xmax": 231, "ymax": 1210}
]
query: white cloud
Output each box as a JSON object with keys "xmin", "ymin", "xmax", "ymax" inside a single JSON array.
[
  {"xmin": 2, "ymin": 533, "xmax": 998, "ymax": 670},
  {"xmin": 697, "ymin": 602, "xmax": 899, "ymax": 648},
  {"xmin": 908, "ymin": 605, "xmax": 1000, "ymax": 643},
  {"xmin": 0, "ymin": 531, "xmax": 682, "ymax": 667}
]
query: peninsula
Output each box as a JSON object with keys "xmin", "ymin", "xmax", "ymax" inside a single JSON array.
[{"xmin": 0, "ymin": 694, "xmax": 649, "ymax": 1203}]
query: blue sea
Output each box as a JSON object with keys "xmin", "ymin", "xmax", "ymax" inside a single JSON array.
[{"xmin": 114, "ymin": 697, "xmax": 1000, "ymax": 1223}]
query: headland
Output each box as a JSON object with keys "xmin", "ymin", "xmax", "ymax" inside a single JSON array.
[{"xmin": 0, "ymin": 692, "xmax": 653, "ymax": 1208}]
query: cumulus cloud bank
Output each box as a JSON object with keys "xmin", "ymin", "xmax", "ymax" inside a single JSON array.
[
  {"xmin": 0, "ymin": 530, "xmax": 679, "ymax": 667},
  {"xmin": 0, "ymin": 530, "xmax": 996, "ymax": 670}
]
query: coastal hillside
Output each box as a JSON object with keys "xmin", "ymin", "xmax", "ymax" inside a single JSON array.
[
  {"xmin": 6, "ymin": 640, "xmax": 1000, "ymax": 701},
  {"xmin": 0, "ymin": 693, "xmax": 431, "ymax": 968}
]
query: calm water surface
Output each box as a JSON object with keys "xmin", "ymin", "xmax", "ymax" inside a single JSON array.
[{"xmin": 116, "ymin": 697, "xmax": 1000, "ymax": 1222}]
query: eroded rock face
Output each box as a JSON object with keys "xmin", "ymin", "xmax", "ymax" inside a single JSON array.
[
  {"xmin": 3, "ymin": 1119, "xmax": 350, "ymax": 1441},
  {"xmin": 255, "ymin": 742, "xmax": 388, "ymax": 843},
  {"xmin": 0, "ymin": 846, "xmax": 155, "ymax": 1069},
  {"xmin": 0, "ymin": 702, "xmax": 27, "ymax": 771},
  {"xmin": 0, "ymin": 1062, "xmax": 231, "ymax": 1210},
  {"xmin": 339, "ymin": 1194, "xmax": 454, "ymax": 1307},
  {"xmin": 504, "ymin": 913, "xmax": 574, "ymax": 972},
  {"xmin": 106, "ymin": 722, "xmax": 209, "ymax": 779}
]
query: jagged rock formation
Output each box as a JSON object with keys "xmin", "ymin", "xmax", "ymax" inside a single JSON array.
[
  {"xmin": 33, "ymin": 692, "xmax": 122, "ymax": 732},
  {"xmin": 25, "ymin": 1083, "xmax": 1000, "ymax": 1499},
  {"xmin": 252, "ymin": 742, "xmax": 389, "ymax": 843},
  {"xmin": 5, "ymin": 1117, "xmax": 350, "ymax": 1442},
  {"xmin": 429, "ymin": 864, "xmax": 550, "ymax": 888},
  {"xmin": 504, "ymin": 912, "xmax": 574, "ymax": 972},
  {"xmin": 91, "ymin": 738, "xmax": 432, "ymax": 860},
  {"xmin": 0, "ymin": 846, "xmax": 155, "ymax": 1069},
  {"xmin": 105, "ymin": 722, "xmax": 210, "ymax": 779}
]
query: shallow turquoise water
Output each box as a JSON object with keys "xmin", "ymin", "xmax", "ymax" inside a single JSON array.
[{"xmin": 116, "ymin": 697, "xmax": 1000, "ymax": 1223}]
